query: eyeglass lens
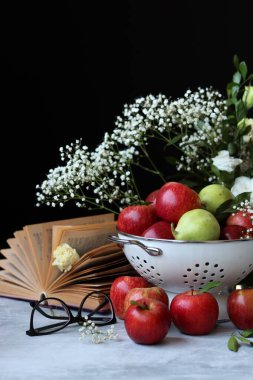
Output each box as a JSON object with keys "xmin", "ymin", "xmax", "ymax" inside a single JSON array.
[
  {"xmin": 80, "ymin": 292, "xmax": 114, "ymax": 325},
  {"xmin": 32, "ymin": 298, "xmax": 70, "ymax": 334}
]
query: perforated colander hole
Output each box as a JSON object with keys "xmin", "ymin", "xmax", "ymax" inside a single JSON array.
[
  {"xmin": 139, "ymin": 264, "xmax": 143, "ymax": 267},
  {"xmin": 184, "ymin": 281, "xmax": 188, "ymax": 283},
  {"xmin": 131, "ymin": 256, "xmax": 135, "ymax": 260},
  {"xmin": 146, "ymin": 269, "xmax": 150, "ymax": 272},
  {"xmin": 220, "ymin": 275, "xmax": 224, "ymax": 278},
  {"xmin": 249, "ymin": 264, "xmax": 252, "ymax": 267},
  {"xmin": 183, "ymin": 274, "xmax": 187, "ymax": 278},
  {"xmin": 204, "ymin": 270, "xmax": 208, "ymax": 273},
  {"xmin": 143, "ymin": 260, "xmax": 147, "ymax": 263},
  {"xmin": 151, "ymin": 275, "xmax": 155, "ymax": 279},
  {"xmin": 214, "ymin": 264, "xmax": 218, "ymax": 267},
  {"xmin": 220, "ymin": 269, "xmax": 224, "ymax": 272},
  {"xmin": 156, "ymin": 273, "xmax": 161, "ymax": 276},
  {"xmin": 193, "ymin": 279, "xmax": 198, "ymax": 282},
  {"xmin": 150, "ymin": 266, "xmax": 155, "ymax": 269},
  {"xmin": 136, "ymin": 256, "xmax": 140, "ymax": 260},
  {"xmin": 195, "ymin": 273, "xmax": 199, "ymax": 276},
  {"xmin": 211, "ymin": 273, "xmax": 215, "ymax": 277},
  {"xmin": 205, "ymin": 262, "xmax": 210, "ymax": 266},
  {"xmin": 158, "ymin": 279, "xmax": 164, "ymax": 284},
  {"xmin": 187, "ymin": 268, "xmax": 192, "ymax": 272},
  {"xmin": 195, "ymin": 264, "xmax": 200, "ymax": 267},
  {"xmin": 202, "ymin": 276, "xmax": 206, "ymax": 279},
  {"xmin": 242, "ymin": 271, "xmax": 246, "ymax": 275}
]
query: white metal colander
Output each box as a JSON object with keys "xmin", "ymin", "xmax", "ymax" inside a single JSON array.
[{"xmin": 109, "ymin": 231, "xmax": 253, "ymax": 320}]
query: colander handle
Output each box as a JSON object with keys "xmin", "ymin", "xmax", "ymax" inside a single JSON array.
[{"xmin": 108, "ymin": 234, "xmax": 163, "ymax": 256}]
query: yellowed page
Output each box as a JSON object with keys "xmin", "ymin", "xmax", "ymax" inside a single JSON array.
[
  {"xmin": 23, "ymin": 223, "xmax": 44, "ymax": 287},
  {"xmin": 46, "ymin": 221, "xmax": 117, "ymax": 286},
  {"xmin": 42, "ymin": 213, "xmax": 114, "ymax": 268},
  {"xmin": 0, "ymin": 248, "xmax": 36, "ymax": 289},
  {"xmin": 14, "ymin": 230, "xmax": 39, "ymax": 282},
  {"xmin": 52, "ymin": 221, "xmax": 117, "ymax": 253},
  {"xmin": 6, "ymin": 238, "xmax": 38, "ymax": 286}
]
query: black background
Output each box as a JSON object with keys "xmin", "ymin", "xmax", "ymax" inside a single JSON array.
[{"xmin": 0, "ymin": 1, "xmax": 253, "ymax": 249}]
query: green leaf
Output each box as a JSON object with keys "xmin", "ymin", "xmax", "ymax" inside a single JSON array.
[
  {"xmin": 236, "ymin": 335, "xmax": 253, "ymax": 346},
  {"xmin": 235, "ymin": 100, "xmax": 247, "ymax": 122},
  {"xmin": 196, "ymin": 281, "xmax": 221, "ymax": 294},
  {"xmin": 233, "ymin": 71, "xmax": 242, "ymax": 85},
  {"xmin": 247, "ymin": 73, "xmax": 253, "ymax": 81},
  {"xmin": 228, "ymin": 335, "xmax": 239, "ymax": 352},
  {"xmin": 210, "ymin": 164, "xmax": 220, "ymax": 178},
  {"xmin": 239, "ymin": 61, "xmax": 248, "ymax": 80},
  {"xmin": 232, "ymin": 85, "xmax": 239, "ymax": 97},
  {"xmin": 240, "ymin": 329, "xmax": 253, "ymax": 338},
  {"xmin": 165, "ymin": 134, "xmax": 183, "ymax": 146},
  {"xmin": 233, "ymin": 55, "xmax": 240, "ymax": 70}
]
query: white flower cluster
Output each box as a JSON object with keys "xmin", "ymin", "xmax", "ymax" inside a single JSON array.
[
  {"xmin": 36, "ymin": 88, "xmax": 227, "ymax": 212},
  {"xmin": 79, "ymin": 317, "xmax": 118, "ymax": 344},
  {"xmin": 174, "ymin": 88, "xmax": 227, "ymax": 176}
]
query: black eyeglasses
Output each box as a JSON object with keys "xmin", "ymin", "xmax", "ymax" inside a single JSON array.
[{"xmin": 26, "ymin": 291, "xmax": 116, "ymax": 336}]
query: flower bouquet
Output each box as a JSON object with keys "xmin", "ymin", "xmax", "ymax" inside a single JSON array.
[{"xmin": 36, "ymin": 56, "xmax": 253, "ymax": 216}]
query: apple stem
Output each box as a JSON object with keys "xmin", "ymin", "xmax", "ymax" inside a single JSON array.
[{"xmin": 130, "ymin": 300, "xmax": 149, "ymax": 310}]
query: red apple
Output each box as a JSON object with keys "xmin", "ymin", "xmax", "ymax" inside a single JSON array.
[
  {"xmin": 227, "ymin": 288, "xmax": 253, "ymax": 329},
  {"xmin": 123, "ymin": 286, "xmax": 169, "ymax": 319},
  {"xmin": 145, "ymin": 189, "xmax": 159, "ymax": 207},
  {"xmin": 170, "ymin": 290, "xmax": 219, "ymax": 335},
  {"xmin": 226, "ymin": 209, "xmax": 253, "ymax": 229},
  {"xmin": 124, "ymin": 298, "xmax": 171, "ymax": 344},
  {"xmin": 156, "ymin": 182, "xmax": 201, "ymax": 223},
  {"xmin": 117, "ymin": 204, "xmax": 158, "ymax": 236},
  {"xmin": 142, "ymin": 221, "xmax": 174, "ymax": 239},
  {"xmin": 220, "ymin": 225, "xmax": 249, "ymax": 240},
  {"xmin": 110, "ymin": 276, "xmax": 151, "ymax": 319}
]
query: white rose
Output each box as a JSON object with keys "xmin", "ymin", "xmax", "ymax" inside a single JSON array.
[
  {"xmin": 212, "ymin": 150, "xmax": 242, "ymax": 173},
  {"xmin": 231, "ymin": 176, "xmax": 253, "ymax": 205},
  {"xmin": 52, "ymin": 243, "xmax": 80, "ymax": 272}
]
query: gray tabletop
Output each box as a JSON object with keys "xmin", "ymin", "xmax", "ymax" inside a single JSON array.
[{"xmin": 0, "ymin": 297, "xmax": 252, "ymax": 380}]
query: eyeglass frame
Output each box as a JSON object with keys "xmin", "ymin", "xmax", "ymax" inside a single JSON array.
[{"xmin": 26, "ymin": 290, "xmax": 116, "ymax": 336}]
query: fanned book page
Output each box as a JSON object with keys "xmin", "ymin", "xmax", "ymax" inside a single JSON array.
[{"xmin": 0, "ymin": 213, "xmax": 136, "ymax": 308}]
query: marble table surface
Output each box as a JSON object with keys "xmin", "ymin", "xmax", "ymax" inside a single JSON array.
[{"xmin": 0, "ymin": 297, "xmax": 252, "ymax": 380}]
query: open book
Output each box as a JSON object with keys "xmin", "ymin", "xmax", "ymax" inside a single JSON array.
[{"xmin": 0, "ymin": 213, "xmax": 135, "ymax": 309}]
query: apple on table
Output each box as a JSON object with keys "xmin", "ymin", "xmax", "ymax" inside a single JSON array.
[
  {"xmin": 227, "ymin": 288, "xmax": 253, "ymax": 329},
  {"xmin": 123, "ymin": 286, "xmax": 169, "ymax": 319},
  {"xmin": 170, "ymin": 289, "xmax": 219, "ymax": 335},
  {"xmin": 124, "ymin": 297, "xmax": 171, "ymax": 345},
  {"xmin": 110, "ymin": 276, "xmax": 151, "ymax": 319}
]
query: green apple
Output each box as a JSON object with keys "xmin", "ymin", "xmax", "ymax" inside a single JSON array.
[
  {"xmin": 199, "ymin": 184, "xmax": 234, "ymax": 214},
  {"xmin": 172, "ymin": 209, "xmax": 220, "ymax": 241}
]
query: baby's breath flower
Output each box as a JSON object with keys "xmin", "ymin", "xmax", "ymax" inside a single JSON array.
[
  {"xmin": 36, "ymin": 60, "xmax": 253, "ymax": 213},
  {"xmin": 79, "ymin": 319, "xmax": 118, "ymax": 344}
]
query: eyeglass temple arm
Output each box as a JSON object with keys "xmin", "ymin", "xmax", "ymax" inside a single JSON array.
[{"xmin": 86, "ymin": 297, "xmax": 109, "ymax": 318}]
